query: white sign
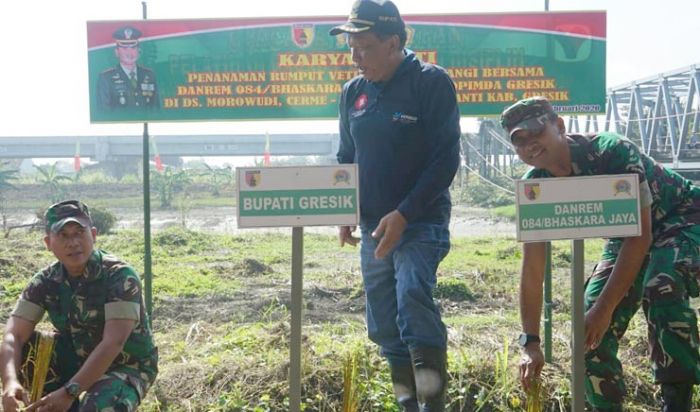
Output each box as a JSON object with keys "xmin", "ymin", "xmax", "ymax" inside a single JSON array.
[
  {"xmin": 516, "ymin": 174, "xmax": 641, "ymax": 242},
  {"xmin": 236, "ymin": 165, "xmax": 360, "ymax": 228}
]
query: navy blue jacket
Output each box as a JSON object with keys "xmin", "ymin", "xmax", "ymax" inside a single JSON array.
[{"xmin": 337, "ymin": 51, "xmax": 461, "ymax": 225}]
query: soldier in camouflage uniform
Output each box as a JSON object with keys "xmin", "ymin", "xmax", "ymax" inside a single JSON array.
[
  {"xmin": 97, "ymin": 26, "xmax": 159, "ymax": 111},
  {"xmin": 1, "ymin": 200, "xmax": 157, "ymax": 412},
  {"xmin": 502, "ymin": 97, "xmax": 700, "ymax": 411}
]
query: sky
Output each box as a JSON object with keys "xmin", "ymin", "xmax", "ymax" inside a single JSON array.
[{"xmin": 0, "ymin": 0, "xmax": 698, "ymax": 139}]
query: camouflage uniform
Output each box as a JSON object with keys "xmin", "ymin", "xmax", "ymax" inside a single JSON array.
[
  {"xmin": 12, "ymin": 249, "xmax": 158, "ymax": 411},
  {"xmin": 525, "ymin": 132, "xmax": 700, "ymax": 409}
]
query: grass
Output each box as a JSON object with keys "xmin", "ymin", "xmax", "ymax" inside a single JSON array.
[{"xmin": 0, "ymin": 225, "xmax": 682, "ymax": 411}]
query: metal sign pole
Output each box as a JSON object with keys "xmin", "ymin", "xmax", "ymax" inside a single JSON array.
[
  {"xmin": 141, "ymin": 1, "xmax": 153, "ymax": 322},
  {"xmin": 290, "ymin": 226, "xmax": 304, "ymax": 412},
  {"xmin": 571, "ymin": 239, "xmax": 586, "ymax": 411},
  {"xmin": 544, "ymin": 242, "xmax": 553, "ymax": 363}
]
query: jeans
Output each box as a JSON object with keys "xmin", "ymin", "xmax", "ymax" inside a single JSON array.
[{"xmin": 360, "ymin": 222, "xmax": 450, "ymax": 364}]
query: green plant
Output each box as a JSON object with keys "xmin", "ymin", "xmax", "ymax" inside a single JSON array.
[
  {"xmin": 34, "ymin": 163, "xmax": 72, "ymax": 203},
  {"xmin": 151, "ymin": 167, "xmax": 192, "ymax": 209},
  {"xmin": 89, "ymin": 206, "xmax": 117, "ymax": 235},
  {"xmin": 176, "ymin": 194, "xmax": 192, "ymax": 228},
  {"xmin": 341, "ymin": 347, "xmax": 361, "ymax": 412},
  {"xmin": 434, "ymin": 278, "xmax": 474, "ymax": 301},
  {"xmin": 461, "ymin": 174, "xmax": 515, "ymax": 208},
  {"xmin": 0, "ymin": 162, "xmax": 19, "ymax": 235},
  {"xmin": 200, "ymin": 164, "xmax": 233, "ymax": 196}
]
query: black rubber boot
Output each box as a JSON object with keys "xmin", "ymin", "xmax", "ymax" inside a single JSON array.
[
  {"xmin": 409, "ymin": 346, "xmax": 448, "ymax": 412},
  {"xmin": 390, "ymin": 362, "xmax": 419, "ymax": 412},
  {"xmin": 661, "ymin": 383, "xmax": 693, "ymax": 412}
]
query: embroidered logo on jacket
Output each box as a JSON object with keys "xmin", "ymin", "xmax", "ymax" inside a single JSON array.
[
  {"xmin": 354, "ymin": 94, "xmax": 368, "ymax": 110},
  {"xmin": 392, "ymin": 112, "xmax": 418, "ymax": 124}
]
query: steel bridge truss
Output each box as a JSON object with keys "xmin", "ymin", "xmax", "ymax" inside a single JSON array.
[{"xmin": 569, "ymin": 64, "xmax": 700, "ymax": 165}]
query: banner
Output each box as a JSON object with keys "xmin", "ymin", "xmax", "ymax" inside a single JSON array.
[{"xmin": 87, "ymin": 11, "xmax": 606, "ymax": 123}]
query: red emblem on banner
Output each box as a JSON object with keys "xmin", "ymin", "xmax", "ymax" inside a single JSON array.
[{"xmin": 292, "ymin": 24, "xmax": 314, "ymax": 48}]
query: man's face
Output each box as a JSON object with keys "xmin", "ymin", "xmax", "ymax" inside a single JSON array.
[
  {"xmin": 511, "ymin": 118, "xmax": 565, "ymax": 169},
  {"xmin": 115, "ymin": 45, "xmax": 140, "ymax": 67},
  {"xmin": 44, "ymin": 222, "xmax": 97, "ymax": 277},
  {"xmin": 347, "ymin": 31, "xmax": 398, "ymax": 82}
]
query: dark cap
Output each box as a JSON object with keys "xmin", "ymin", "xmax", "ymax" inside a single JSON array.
[
  {"xmin": 500, "ymin": 96, "xmax": 558, "ymax": 140},
  {"xmin": 329, "ymin": 0, "xmax": 405, "ymax": 36},
  {"xmin": 113, "ymin": 26, "xmax": 142, "ymax": 48},
  {"xmin": 45, "ymin": 200, "xmax": 92, "ymax": 233}
]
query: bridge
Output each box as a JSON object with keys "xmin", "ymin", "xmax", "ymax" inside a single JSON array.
[{"xmin": 1, "ymin": 64, "xmax": 699, "ymax": 174}]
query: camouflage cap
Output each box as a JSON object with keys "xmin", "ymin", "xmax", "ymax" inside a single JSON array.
[
  {"xmin": 45, "ymin": 200, "xmax": 92, "ymax": 233},
  {"xmin": 113, "ymin": 26, "xmax": 142, "ymax": 48},
  {"xmin": 500, "ymin": 96, "xmax": 558, "ymax": 140}
]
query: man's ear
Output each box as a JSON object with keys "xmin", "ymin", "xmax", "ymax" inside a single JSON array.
[
  {"xmin": 556, "ymin": 116, "xmax": 566, "ymax": 135},
  {"xmin": 390, "ymin": 34, "xmax": 401, "ymax": 53}
]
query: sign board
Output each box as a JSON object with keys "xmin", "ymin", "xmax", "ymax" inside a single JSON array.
[
  {"xmin": 236, "ymin": 165, "xmax": 359, "ymax": 228},
  {"xmin": 87, "ymin": 11, "xmax": 606, "ymax": 123},
  {"xmin": 516, "ymin": 174, "xmax": 641, "ymax": 242}
]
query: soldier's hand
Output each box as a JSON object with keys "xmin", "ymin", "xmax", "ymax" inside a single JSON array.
[
  {"xmin": 339, "ymin": 226, "xmax": 359, "ymax": 247},
  {"xmin": 27, "ymin": 387, "xmax": 75, "ymax": 412},
  {"xmin": 519, "ymin": 344, "xmax": 544, "ymax": 391},
  {"xmin": 372, "ymin": 210, "xmax": 407, "ymax": 259},
  {"xmin": 585, "ymin": 304, "xmax": 613, "ymax": 352},
  {"xmin": 2, "ymin": 380, "xmax": 29, "ymax": 412}
]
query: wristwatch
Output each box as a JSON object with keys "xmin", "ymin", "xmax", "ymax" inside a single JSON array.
[
  {"xmin": 64, "ymin": 382, "xmax": 81, "ymax": 399},
  {"xmin": 518, "ymin": 333, "xmax": 541, "ymax": 347}
]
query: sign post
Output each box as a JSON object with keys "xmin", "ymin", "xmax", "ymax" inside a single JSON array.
[
  {"xmin": 516, "ymin": 174, "xmax": 641, "ymax": 411},
  {"xmin": 236, "ymin": 165, "xmax": 359, "ymax": 412}
]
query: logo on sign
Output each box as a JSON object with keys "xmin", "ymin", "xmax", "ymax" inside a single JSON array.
[
  {"xmin": 524, "ymin": 183, "xmax": 541, "ymax": 200},
  {"xmin": 614, "ymin": 179, "xmax": 632, "ymax": 196},
  {"xmin": 245, "ymin": 170, "xmax": 261, "ymax": 187},
  {"xmin": 333, "ymin": 169, "xmax": 351, "ymax": 185},
  {"xmin": 292, "ymin": 24, "xmax": 315, "ymax": 48}
]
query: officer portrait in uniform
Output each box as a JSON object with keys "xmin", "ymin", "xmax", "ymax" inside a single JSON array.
[{"xmin": 97, "ymin": 26, "xmax": 159, "ymax": 110}]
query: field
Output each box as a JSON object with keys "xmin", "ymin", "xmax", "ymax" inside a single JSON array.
[{"xmin": 1, "ymin": 210, "xmax": 689, "ymax": 411}]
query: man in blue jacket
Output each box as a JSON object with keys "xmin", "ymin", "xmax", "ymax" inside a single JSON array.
[{"xmin": 330, "ymin": 1, "xmax": 461, "ymax": 410}]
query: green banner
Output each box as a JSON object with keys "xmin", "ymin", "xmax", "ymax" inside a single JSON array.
[{"xmin": 87, "ymin": 12, "xmax": 606, "ymax": 123}]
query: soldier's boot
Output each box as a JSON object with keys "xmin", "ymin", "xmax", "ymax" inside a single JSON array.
[
  {"xmin": 390, "ymin": 362, "xmax": 419, "ymax": 412},
  {"xmin": 409, "ymin": 346, "xmax": 448, "ymax": 412},
  {"xmin": 661, "ymin": 383, "xmax": 693, "ymax": 412}
]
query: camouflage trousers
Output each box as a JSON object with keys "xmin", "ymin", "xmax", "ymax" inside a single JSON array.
[
  {"xmin": 20, "ymin": 332, "xmax": 142, "ymax": 412},
  {"xmin": 583, "ymin": 227, "xmax": 700, "ymax": 409}
]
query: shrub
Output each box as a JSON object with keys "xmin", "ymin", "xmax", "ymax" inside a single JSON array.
[
  {"xmin": 89, "ymin": 206, "xmax": 117, "ymax": 235},
  {"xmin": 462, "ymin": 174, "xmax": 515, "ymax": 208},
  {"xmin": 434, "ymin": 278, "xmax": 474, "ymax": 301}
]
